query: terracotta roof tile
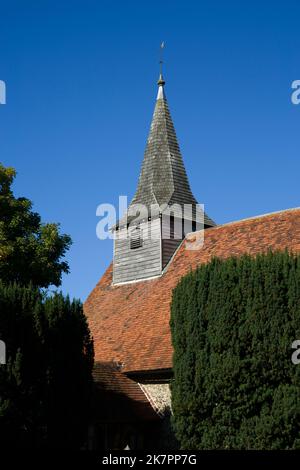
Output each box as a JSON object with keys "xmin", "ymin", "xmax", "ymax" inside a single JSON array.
[
  {"xmin": 93, "ymin": 362, "xmax": 159, "ymax": 422},
  {"xmin": 84, "ymin": 208, "xmax": 300, "ymax": 373}
]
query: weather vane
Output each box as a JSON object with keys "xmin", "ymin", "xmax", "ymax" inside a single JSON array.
[{"xmin": 159, "ymin": 41, "xmax": 165, "ymax": 76}]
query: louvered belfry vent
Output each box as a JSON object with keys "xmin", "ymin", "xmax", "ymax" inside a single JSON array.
[{"xmin": 130, "ymin": 227, "xmax": 142, "ymax": 250}]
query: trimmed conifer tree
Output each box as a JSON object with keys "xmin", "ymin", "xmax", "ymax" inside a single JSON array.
[
  {"xmin": 0, "ymin": 283, "xmax": 94, "ymax": 448},
  {"xmin": 170, "ymin": 251, "xmax": 300, "ymax": 449}
]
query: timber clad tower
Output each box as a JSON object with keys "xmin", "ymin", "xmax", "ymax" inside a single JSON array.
[{"xmin": 113, "ymin": 73, "xmax": 215, "ymax": 285}]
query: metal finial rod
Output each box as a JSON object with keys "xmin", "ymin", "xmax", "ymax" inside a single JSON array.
[
  {"xmin": 160, "ymin": 41, "xmax": 164, "ymax": 75},
  {"xmin": 158, "ymin": 42, "xmax": 165, "ymax": 86}
]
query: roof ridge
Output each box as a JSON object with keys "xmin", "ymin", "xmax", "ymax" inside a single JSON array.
[{"xmin": 192, "ymin": 206, "xmax": 300, "ymax": 234}]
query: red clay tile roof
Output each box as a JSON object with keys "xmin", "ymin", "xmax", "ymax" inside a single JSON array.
[
  {"xmin": 84, "ymin": 208, "xmax": 300, "ymax": 373},
  {"xmin": 92, "ymin": 362, "xmax": 159, "ymax": 422}
]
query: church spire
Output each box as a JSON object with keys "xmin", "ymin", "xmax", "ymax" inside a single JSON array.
[
  {"xmin": 112, "ymin": 62, "xmax": 215, "ymax": 284},
  {"xmin": 128, "ymin": 65, "xmax": 215, "ymax": 227}
]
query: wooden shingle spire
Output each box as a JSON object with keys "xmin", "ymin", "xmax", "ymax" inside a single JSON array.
[{"xmin": 128, "ymin": 72, "xmax": 215, "ymax": 227}]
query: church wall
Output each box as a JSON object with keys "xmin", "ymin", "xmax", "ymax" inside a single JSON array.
[
  {"xmin": 139, "ymin": 383, "xmax": 172, "ymax": 416},
  {"xmin": 113, "ymin": 218, "xmax": 162, "ymax": 284}
]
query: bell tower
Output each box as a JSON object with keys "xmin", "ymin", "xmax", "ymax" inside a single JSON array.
[{"xmin": 112, "ymin": 71, "xmax": 215, "ymax": 284}]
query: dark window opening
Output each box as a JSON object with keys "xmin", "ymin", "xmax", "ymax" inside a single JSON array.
[
  {"xmin": 170, "ymin": 216, "xmax": 174, "ymax": 239},
  {"xmin": 168, "ymin": 216, "xmax": 184, "ymax": 240}
]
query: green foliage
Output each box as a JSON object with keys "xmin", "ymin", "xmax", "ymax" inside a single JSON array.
[
  {"xmin": 170, "ymin": 251, "xmax": 300, "ymax": 449},
  {"xmin": 0, "ymin": 282, "xmax": 94, "ymax": 448},
  {"xmin": 0, "ymin": 163, "xmax": 71, "ymax": 288}
]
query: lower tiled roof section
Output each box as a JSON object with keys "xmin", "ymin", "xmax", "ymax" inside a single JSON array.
[
  {"xmin": 93, "ymin": 362, "xmax": 159, "ymax": 423},
  {"xmin": 84, "ymin": 207, "xmax": 300, "ymax": 373}
]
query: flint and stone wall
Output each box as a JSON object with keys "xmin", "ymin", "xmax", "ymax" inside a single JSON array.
[{"xmin": 139, "ymin": 383, "xmax": 172, "ymax": 416}]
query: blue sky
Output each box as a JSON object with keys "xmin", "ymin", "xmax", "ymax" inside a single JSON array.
[{"xmin": 0, "ymin": 0, "xmax": 299, "ymax": 301}]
